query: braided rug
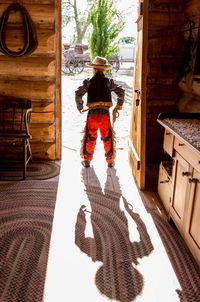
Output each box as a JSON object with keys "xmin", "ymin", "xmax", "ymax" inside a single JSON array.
[
  {"xmin": 75, "ymin": 169, "xmax": 200, "ymax": 302},
  {"xmin": 0, "ymin": 161, "xmax": 60, "ymax": 181},
  {"xmin": 0, "ymin": 180, "xmax": 58, "ymax": 302},
  {"xmin": 150, "ymin": 211, "xmax": 200, "ymax": 302}
]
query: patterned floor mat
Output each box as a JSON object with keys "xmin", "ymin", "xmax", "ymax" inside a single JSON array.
[
  {"xmin": 0, "ymin": 161, "xmax": 60, "ymax": 181},
  {"xmin": 150, "ymin": 211, "xmax": 200, "ymax": 302},
  {"xmin": 0, "ymin": 180, "xmax": 58, "ymax": 302}
]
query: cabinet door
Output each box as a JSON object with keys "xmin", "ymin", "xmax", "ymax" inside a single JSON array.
[
  {"xmin": 184, "ymin": 169, "xmax": 200, "ymax": 264},
  {"xmin": 170, "ymin": 152, "xmax": 191, "ymax": 231}
]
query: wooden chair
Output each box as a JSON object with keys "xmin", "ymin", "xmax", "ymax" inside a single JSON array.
[{"xmin": 0, "ymin": 96, "xmax": 32, "ymax": 179}]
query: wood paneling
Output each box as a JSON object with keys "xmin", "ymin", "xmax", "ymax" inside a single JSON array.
[
  {"xmin": 30, "ymin": 142, "xmax": 56, "ymax": 159},
  {"xmin": 0, "ymin": 57, "xmax": 55, "ymax": 77},
  {"xmin": 144, "ymin": 0, "xmax": 185, "ymax": 164},
  {"xmin": 0, "ymin": 4, "xmax": 55, "ymax": 26},
  {"xmin": 3, "ymin": 29, "xmax": 55, "ymax": 54},
  {"xmin": 0, "ymin": 1, "xmax": 61, "ymax": 160},
  {"xmin": 0, "ymin": 81, "xmax": 55, "ymax": 99}
]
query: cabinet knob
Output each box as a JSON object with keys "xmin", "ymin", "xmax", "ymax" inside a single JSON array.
[
  {"xmin": 189, "ymin": 178, "xmax": 200, "ymax": 183},
  {"xmin": 165, "ymin": 132, "xmax": 171, "ymax": 136},
  {"xmin": 182, "ymin": 171, "xmax": 191, "ymax": 177},
  {"xmin": 178, "ymin": 143, "xmax": 185, "ymax": 146}
]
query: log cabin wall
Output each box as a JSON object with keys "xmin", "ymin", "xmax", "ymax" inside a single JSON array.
[
  {"xmin": 146, "ymin": 0, "xmax": 186, "ymax": 164},
  {"xmin": 0, "ymin": 0, "xmax": 61, "ymax": 160},
  {"xmin": 177, "ymin": 0, "xmax": 200, "ymax": 113}
]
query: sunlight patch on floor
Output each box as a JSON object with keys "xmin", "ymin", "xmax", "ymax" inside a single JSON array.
[{"xmin": 45, "ymin": 145, "xmax": 182, "ymax": 302}]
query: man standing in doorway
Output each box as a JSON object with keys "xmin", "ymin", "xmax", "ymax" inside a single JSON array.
[{"xmin": 75, "ymin": 56, "xmax": 125, "ymax": 168}]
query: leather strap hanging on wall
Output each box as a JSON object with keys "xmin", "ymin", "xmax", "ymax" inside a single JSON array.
[{"xmin": 0, "ymin": 2, "xmax": 38, "ymax": 57}]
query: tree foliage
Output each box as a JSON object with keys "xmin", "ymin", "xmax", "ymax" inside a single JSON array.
[
  {"xmin": 62, "ymin": 0, "xmax": 93, "ymax": 44},
  {"xmin": 89, "ymin": 0, "xmax": 124, "ymax": 61},
  {"xmin": 62, "ymin": 1, "xmax": 72, "ymax": 28}
]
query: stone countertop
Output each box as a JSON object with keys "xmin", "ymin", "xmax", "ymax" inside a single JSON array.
[{"xmin": 157, "ymin": 113, "xmax": 200, "ymax": 152}]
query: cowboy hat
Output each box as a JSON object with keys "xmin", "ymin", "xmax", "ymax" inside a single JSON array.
[{"xmin": 86, "ymin": 56, "xmax": 112, "ymax": 71}]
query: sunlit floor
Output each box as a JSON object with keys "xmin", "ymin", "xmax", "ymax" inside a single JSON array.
[
  {"xmin": 44, "ymin": 142, "xmax": 186, "ymax": 302},
  {"xmin": 43, "ymin": 70, "xmax": 200, "ymax": 301}
]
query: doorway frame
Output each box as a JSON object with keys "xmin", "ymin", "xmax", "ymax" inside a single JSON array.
[
  {"xmin": 128, "ymin": 0, "xmax": 148, "ymax": 190},
  {"xmin": 57, "ymin": 0, "xmax": 148, "ymax": 188},
  {"xmin": 56, "ymin": 0, "xmax": 62, "ymax": 160}
]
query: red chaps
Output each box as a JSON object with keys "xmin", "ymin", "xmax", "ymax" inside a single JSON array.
[{"xmin": 81, "ymin": 112, "xmax": 115, "ymax": 164}]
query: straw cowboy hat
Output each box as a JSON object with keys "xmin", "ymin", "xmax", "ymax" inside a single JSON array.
[{"xmin": 86, "ymin": 56, "xmax": 112, "ymax": 71}]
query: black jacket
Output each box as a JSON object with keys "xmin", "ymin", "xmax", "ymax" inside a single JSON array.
[{"xmin": 75, "ymin": 71, "xmax": 125, "ymax": 111}]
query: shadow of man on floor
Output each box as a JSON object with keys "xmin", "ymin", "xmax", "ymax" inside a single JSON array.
[{"xmin": 75, "ymin": 167, "xmax": 154, "ymax": 302}]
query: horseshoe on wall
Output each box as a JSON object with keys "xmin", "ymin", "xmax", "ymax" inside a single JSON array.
[{"xmin": 0, "ymin": 2, "xmax": 38, "ymax": 57}]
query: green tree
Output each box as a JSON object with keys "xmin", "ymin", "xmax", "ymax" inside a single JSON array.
[{"xmin": 89, "ymin": 0, "xmax": 124, "ymax": 61}]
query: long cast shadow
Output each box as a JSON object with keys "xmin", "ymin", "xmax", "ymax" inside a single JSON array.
[{"xmin": 75, "ymin": 167, "xmax": 154, "ymax": 302}]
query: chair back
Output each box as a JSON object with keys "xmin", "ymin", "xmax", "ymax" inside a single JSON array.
[{"xmin": 0, "ymin": 96, "xmax": 32, "ymax": 134}]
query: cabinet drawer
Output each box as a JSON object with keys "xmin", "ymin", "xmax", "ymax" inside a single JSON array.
[
  {"xmin": 158, "ymin": 161, "xmax": 172, "ymax": 213},
  {"xmin": 174, "ymin": 138, "xmax": 200, "ymax": 173},
  {"xmin": 163, "ymin": 129, "xmax": 174, "ymax": 157}
]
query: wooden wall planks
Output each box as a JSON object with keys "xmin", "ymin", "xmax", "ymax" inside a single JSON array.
[
  {"xmin": 0, "ymin": 1, "xmax": 61, "ymax": 160},
  {"xmin": 145, "ymin": 0, "xmax": 185, "ymax": 164},
  {"xmin": 144, "ymin": 0, "xmax": 200, "ymax": 165}
]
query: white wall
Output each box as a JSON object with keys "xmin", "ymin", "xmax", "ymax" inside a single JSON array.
[{"xmin": 118, "ymin": 44, "xmax": 135, "ymax": 62}]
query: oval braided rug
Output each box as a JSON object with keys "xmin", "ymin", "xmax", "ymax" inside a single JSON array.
[
  {"xmin": 0, "ymin": 180, "xmax": 58, "ymax": 302},
  {"xmin": 150, "ymin": 211, "xmax": 200, "ymax": 302},
  {"xmin": 0, "ymin": 161, "xmax": 60, "ymax": 181}
]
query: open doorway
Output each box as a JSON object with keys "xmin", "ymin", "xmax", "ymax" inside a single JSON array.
[{"xmin": 61, "ymin": 0, "xmax": 138, "ymax": 169}]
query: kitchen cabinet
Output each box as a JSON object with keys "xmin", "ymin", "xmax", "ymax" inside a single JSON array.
[
  {"xmin": 157, "ymin": 113, "xmax": 200, "ymax": 266},
  {"xmin": 170, "ymin": 152, "xmax": 191, "ymax": 232},
  {"xmin": 184, "ymin": 168, "xmax": 200, "ymax": 262}
]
